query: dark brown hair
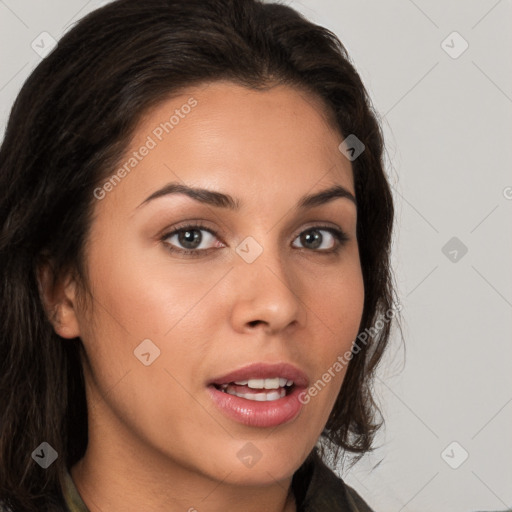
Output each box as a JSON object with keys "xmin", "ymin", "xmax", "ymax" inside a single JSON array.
[{"xmin": 0, "ymin": 0, "xmax": 398, "ymax": 509}]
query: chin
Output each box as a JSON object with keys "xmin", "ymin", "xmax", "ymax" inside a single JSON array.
[
  {"xmin": 220, "ymin": 463, "xmax": 299, "ymax": 487},
  {"xmin": 205, "ymin": 440, "xmax": 309, "ymax": 486}
]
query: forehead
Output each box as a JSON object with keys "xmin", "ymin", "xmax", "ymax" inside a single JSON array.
[{"xmin": 98, "ymin": 80, "xmax": 355, "ymax": 215}]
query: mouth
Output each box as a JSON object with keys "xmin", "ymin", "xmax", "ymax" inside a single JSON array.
[
  {"xmin": 213, "ymin": 377, "xmax": 296, "ymax": 402},
  {"xmin": 206, "ymin": 362, "xmax": 308, "ymax": 428}
]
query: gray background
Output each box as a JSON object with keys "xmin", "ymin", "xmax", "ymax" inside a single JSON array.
[{"xmin": 1, "ymin": 1, "xmax": 511, "ymax": 510}]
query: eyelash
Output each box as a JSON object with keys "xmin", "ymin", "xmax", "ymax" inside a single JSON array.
[{"xmin": 160, "ymin": 221, "xmax": 350, "ymax": 258}]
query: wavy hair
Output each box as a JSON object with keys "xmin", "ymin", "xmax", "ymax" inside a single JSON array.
[{"xmin": 0, "ymin": 0, "xmax": 398, "ymax": 509}]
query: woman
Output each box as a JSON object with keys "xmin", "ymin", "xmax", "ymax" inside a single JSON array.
[{"xmin": 0, "ymin": 0, "xmax": 397, "ymax": 510}]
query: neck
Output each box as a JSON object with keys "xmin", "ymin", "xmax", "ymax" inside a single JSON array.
[
  {"xmin": 70, "ymin": 406, "xmax": 297, "ymax": 512},
  {"xmin": 71, "ymin": 456, "xmax": 297, "ymax": 512}
]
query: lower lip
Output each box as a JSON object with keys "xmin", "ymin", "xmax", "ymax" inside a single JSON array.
[{"xmin": 207, "ymin": 385, "xmax": 305, "ymax": 428}]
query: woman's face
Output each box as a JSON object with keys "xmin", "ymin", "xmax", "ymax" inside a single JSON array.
[{"xmin": 66, "ymin": 81, "xmax": 364, "ymax": 486}]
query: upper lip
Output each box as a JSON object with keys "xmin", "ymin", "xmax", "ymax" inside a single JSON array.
[{"xmin": 208, "ymin": 362, "xmax": 309, "ymax": 388}]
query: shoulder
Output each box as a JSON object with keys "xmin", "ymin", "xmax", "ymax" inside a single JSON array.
[
  {"xmin": 344, "ymin": 482, "xmax": 375, "ymax": 512},
  {"xmin": 293, "ymin": 449, "xmax": 375, "ymax": 512}
]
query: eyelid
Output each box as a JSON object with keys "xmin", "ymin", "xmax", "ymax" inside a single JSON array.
[
  {"xmin": 291, "ymin": 220, "xmax": 347, "ymax": 238},
  {"xmin": 159, "ymin": 219, "xmax": 223, "ymax": 240}
]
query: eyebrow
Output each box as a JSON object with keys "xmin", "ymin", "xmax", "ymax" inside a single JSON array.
[{"xmin": 136, "ymin": 182, "xmax": 356, "ymax": 211}]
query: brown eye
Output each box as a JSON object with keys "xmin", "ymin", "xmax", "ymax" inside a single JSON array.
[
  {"xmin": 292, "ymin": 227, "xmax": 349, "ymax": 252},
  {"xmin": 162, "ymin": 224, "xmax": 221, "ymax": 256},
  {"xmin": 173, "ymin": 229, "xmax": 204, "ymax": 250}
]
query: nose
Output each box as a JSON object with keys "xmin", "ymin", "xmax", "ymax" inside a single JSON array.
[{"xmin": 228, "ymin": 241, "xmax": 307, "ymax": 336}]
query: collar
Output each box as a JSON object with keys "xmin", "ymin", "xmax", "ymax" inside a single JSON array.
[{"xmin": 61, "ymin": 470, "xmax": 89, "ymax": 512}]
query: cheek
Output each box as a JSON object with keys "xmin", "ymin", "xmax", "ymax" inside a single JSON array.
[
  {"xmin": 308, "ymin": 252, "xmax": 365, "ymax": 339},
  {"xmin": 304, "ymin": 257, "xmax": 365, "ymax": 400},
  {"xmin": 76, "ymin": 239, "xmax": 209, "ymax": 435},
  {"xmin": 84, "ymin": 227, "xmax": 205, "ymax": 339},
  {"xmin": 77, "ymin": 229, "xmax": 219, "ymax": 395}
]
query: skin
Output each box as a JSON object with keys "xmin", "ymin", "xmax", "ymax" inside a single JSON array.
[{"xmin": 40, "ymin": 80, "xmax": 365, "ymax": 512}]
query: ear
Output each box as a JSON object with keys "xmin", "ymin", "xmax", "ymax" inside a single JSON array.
[{"xmin": 37, "ymin": 260, "xmax": 82, "ymax": 339}]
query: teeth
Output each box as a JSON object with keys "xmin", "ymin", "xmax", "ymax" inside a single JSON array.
[
  {"xmin": 225, "ymin": 388, "xmax": 286, "ymax": 401},
  {"xmin": 262, "ymin": 377, "xmax": 279, "ymax": 389},
  {"xmin": 217, "ymin": 377, "xmax": 295, "ymax": 391},
  {"xmin": 247, "ymin": 378, "xmax": 264, "ymax": 389},
  {"xmin": 247, "ymin": 377, "xmax": 293, "ymax": 389}
]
